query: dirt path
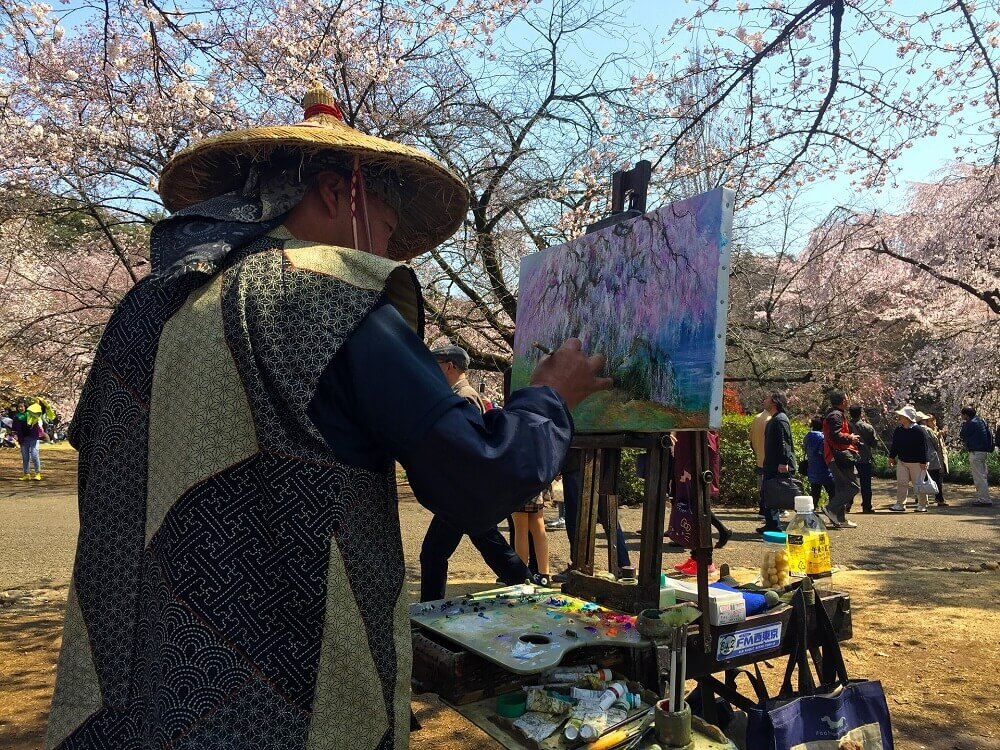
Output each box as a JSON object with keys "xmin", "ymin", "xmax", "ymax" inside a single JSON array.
[{"xmin": 1, "ymin": 448, "xmax": 998, "ymax": 749}]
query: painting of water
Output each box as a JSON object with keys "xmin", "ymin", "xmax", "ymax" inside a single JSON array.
[{"xmin": 512, "ymin": 187, "xmax": 734, "ymax": 431}]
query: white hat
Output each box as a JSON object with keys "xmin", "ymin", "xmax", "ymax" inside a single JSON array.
[{"xmin": 894, "ymin": 406, "xmax": 919, "ymax": 423}]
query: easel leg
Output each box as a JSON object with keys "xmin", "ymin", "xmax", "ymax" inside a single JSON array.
[
  {"xmin": 575, "ymin": 449, "xmax": 600, "ymax": 576},
  {"xmin": 599, "ymin": 449, "xmax": 623, "ymax": 578},
  {"xmin": 638, "ymin": 436, "xmax": 669, "ymax": 610}
]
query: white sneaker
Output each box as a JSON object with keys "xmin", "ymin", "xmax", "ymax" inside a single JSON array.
[
  {"xmin": 840, "ymin": 518, "xmax": 858, "ymax": 528},
  {"xmin": 545, "ymin": 517, "xmax": 565, "ymax": 529},
  {"xmin": 888, "ymin": 504, "xmax": 906, "ymax": 512}
]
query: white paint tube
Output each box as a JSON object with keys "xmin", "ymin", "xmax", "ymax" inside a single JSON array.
[
  {"xmin": 578, "ymin": 714, "xmax": 609, "ymax": 741},
  {"xmin": 563, "ymin": 716, "xmax": 583, "ymax": 741},
  {"xmin": 570, "ymin": 687, "xmax": 604, "ymax": 701},
  {"xmin": 598, "ymin": 681, "xmax": 629, "ymax": 711}
]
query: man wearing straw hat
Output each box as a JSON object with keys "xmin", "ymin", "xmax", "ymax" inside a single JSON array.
[{"xmin": 46, "ymin": 83, "xmax": 611, "ymax": 749}]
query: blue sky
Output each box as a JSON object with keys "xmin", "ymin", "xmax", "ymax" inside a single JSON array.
[{"xmin": 538, "ymin": 0, "xmax": 972, "ymax": 216}]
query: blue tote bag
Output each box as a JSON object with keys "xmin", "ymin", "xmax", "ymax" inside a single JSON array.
[{"xmin": 746, "ymin": 586, "xmax": 894, "ymax": 749}]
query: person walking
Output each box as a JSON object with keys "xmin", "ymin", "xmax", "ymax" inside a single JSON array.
[
  {"xmin": 803, "ymin": 416, "xmax": 835, "ymax": 510},
  {"xmin": 11, "ymin": 401, "xmax": 43, "ymax": 481},
  {"xmin": 848, "ymin": 405, "xmax": 878, "ymax": 514},
  {"xmin": 418, "ymin": 344, "xmax": 543, "ymax": 601},
  {"xmin": 750, "ymin": 407, "xmax": 771, "ymax": 529},
  {"xmin": 512, "ymin": 484, "xmax": 551, "ymax": 577},
  {"xmin": 888, "ymin": 406, "xmax": 930, "ymax": 512},
  {"xmin": 917, "ymin": 412, "xmax": 949, "ymax": 506},
  {"xmin": 959, "ymin": 406, "xmax": 995, "ymax": 507},
  {"xmin": 759, "ymin": 391, "xmax": 796, "ymax": 533},
  {"xmin": 821, "ymin": 390, "xmax": 861, "ymax": 528}
]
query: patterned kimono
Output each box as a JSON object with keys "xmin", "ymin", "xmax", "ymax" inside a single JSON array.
[{"xmin": 48, "ymin": 227, "xmax": 431, "ymax": 749}]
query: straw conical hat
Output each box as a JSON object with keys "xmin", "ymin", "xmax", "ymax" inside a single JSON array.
[{"xmin": 158, "ymin": 83, "xmax": 469, "ymax": 260}]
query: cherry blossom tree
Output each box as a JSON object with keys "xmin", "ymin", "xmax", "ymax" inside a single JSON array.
[
  {"xmin": 0, "ymin": 0, "xmax": 660, "ymax": 384},
  {"xmin": 1, "ymin": 0, "xmax": 998, "ymax": 417},
  {"xmin": 643, "ymin": 1, "xmax": 999, "ymax": 205},
  {"xmin": 773, "ymin": 165, "xmax": 1000, "ymax": 423}
]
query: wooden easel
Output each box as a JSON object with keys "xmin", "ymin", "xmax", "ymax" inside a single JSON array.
[
  {"xmin": 561, "ymin": 430, "xmax": 716, "ymax": 654},
  {"xmin": 564, "ymin": 161, "xmax": 716, "ymax": 653}
]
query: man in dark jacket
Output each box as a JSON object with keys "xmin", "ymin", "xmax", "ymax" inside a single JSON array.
[
  {"xmin": 760, "ymin": 391, "xmax": 797, "ymax": 532},
  {"xmin": 849, "ymin": 406, "xmax": 878, "ymax": 514},
  {"xmin": 46, "ymin": 83, "xmax": 612, "ymax": 750},
  {"xmin": 959, "ymin": 406, "xmax": 994, "ymax": 507},
  {"xmin": 887, "ymin": 405, "xmax": 929, "ymax": 512},
  {"xmin": 822, "ymin": 390, "xmax": 861, "ymax": 528}
]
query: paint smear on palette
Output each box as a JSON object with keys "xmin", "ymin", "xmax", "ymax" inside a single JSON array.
[{"xmin": 409, "ymin": 590, "xmax": 642, "ymax": 671}]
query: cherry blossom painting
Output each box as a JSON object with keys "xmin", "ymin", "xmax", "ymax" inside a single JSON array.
[{"xmin": 512, "ymin": 187, "xmax": 734, "ymax": 432}]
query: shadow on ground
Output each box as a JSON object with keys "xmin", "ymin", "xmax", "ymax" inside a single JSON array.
[{"xmin": 0, "ymin": 589, "xmax": 66, "ymax": 749}]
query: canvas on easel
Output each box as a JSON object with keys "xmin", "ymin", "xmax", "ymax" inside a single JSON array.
[{"xmin": 512, "ymin": 187, "xmax": 734, "ymax": 432}]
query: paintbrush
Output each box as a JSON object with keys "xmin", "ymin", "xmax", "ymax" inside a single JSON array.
[
  {"xmin": 532, "ymin": 341, "xmax": 553, "ymax": 355},
  {"xmin": 586, "ymin": 708, "xmax": 654, "ymax": 750}
]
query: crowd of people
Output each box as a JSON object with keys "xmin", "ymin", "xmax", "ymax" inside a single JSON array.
[{"xmin": 753, "ymin": 390, "xmax": 996, "ymax": 535}]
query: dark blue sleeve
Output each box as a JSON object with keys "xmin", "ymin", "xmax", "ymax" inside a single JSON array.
[
  {"xmin": 404, "ymin": 385, "xmax": 573, "ymax": 535},
  {"xmin": 308, "ymin": 298, "xmax": 573, "ymax": 536}
]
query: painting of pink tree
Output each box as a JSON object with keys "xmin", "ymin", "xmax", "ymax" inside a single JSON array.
[{"xmin": 512, "ymin": 188, "xmax": 734, "ymax": 431}]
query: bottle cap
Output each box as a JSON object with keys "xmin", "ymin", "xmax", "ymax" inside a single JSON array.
[
  {"xmin": 762, "ymin": 530, "xmax": 787, "ymax": 545},
  {"xmin": 579, "ymin": 723, "xmax": 598, "ymax": 740},
  {"xmin": 794, "ymin": 495, "xmax": 814, "ymax": 513}
]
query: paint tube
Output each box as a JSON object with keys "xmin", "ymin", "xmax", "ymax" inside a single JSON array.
[
  {"xmin": 563, "ymin": 716, "xmax": 583, "ymax": 741},
  {"xmin": 578, "ymin": 713, "xmax": 609, "ymax": 741},
  {"xmin": 579, "ymin": 670, "xmax": 614, "ymax": 689},
  {"xmin": 542, "ymin": 664, "xmax": 600, "ymax": 683},
  {"xmin": 598, "ymin": 681, "xmax": 629, "ymax": 711},
  {"xmin": 523, "ymin": 686, "xmax": 572, "ymax": 715},
  {"xmin": 564, "ymin": 700, "xmax": 601, "ymax": 740},
  {"xmin": 610, "ymin": 693, "xmax": 642, "ymax": 712},
  {"xmin": 570, "ymin": 687, "xmax": 605, "ymax": 701}
]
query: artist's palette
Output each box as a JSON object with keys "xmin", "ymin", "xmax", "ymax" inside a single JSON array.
[{"xmin": 409, "ymin": 588, "xmax": 648, "ymax": 673}]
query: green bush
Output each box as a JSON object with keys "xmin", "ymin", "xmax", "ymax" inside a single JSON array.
[
  {"xmin": 717, "ymin": 414, "xmax": 810, "ymax": 506},
  {"xmin": 619, "ymin": 448, "xmax": 645, "ymax": 505}
]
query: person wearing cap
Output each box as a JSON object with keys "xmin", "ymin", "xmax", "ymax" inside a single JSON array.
[
  {"xmin": 417, "ymin": 343, "xmax": 538, "ymax": 602},
  {"xmin": 46, "ymin": 83, "xmax": 611, "ymax": 749},
  {"xmin": 759, "ymin": 390, "xmax": 797, "ymax": 533},
  {"xmin": 916, "ymin": 411, "xmax": 948, "ymax": 506},
  {"xmin": 888, "ymin": 405, "xmax": 930, "ymax": 512},
  {"xmin": 430, "ymin": 344, "xmax": 489, "ymax": 412}
]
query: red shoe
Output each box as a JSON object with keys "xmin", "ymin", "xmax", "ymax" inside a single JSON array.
[{"xmin": 673, "ymin": 558, "xmax": 716, "ymax": 577}]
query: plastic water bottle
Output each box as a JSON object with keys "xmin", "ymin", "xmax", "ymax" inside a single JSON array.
[{"xmin": 785, "ymin": 496, "xmax": 831, "ymax": 578}]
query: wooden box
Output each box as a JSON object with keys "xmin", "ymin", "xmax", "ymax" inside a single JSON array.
[{"xmin": 411, "ymin": 627, "xmax": 630, "ymax": 705}]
